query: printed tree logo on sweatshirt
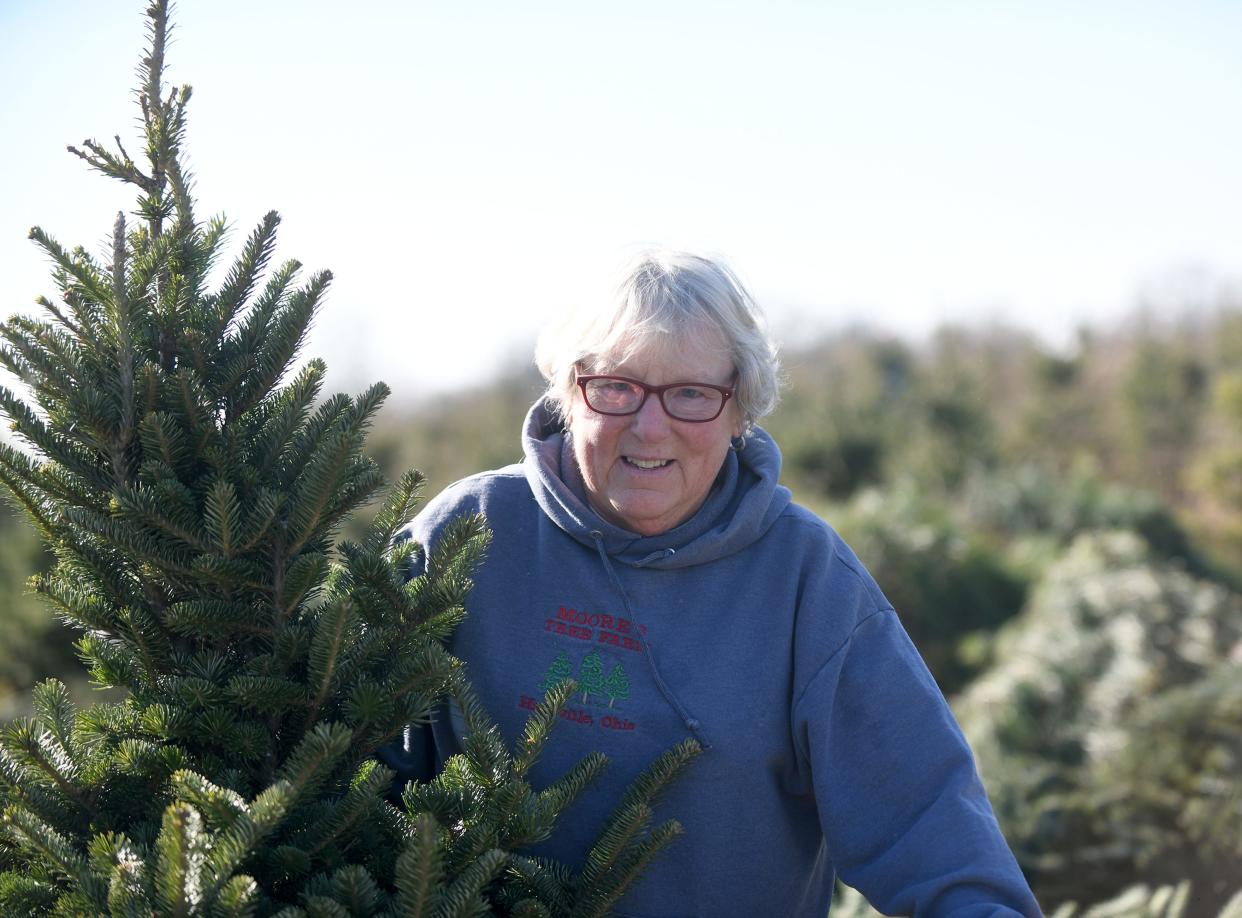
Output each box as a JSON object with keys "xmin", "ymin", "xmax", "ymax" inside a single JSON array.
[
  {"xmin": 577, "ymin": 649, "xmax": 606, "ymax": 704},
  {"xmin": 603, "ymin": 664, "xmax": 630, "ymax": 708},
  {"xmin": 539, "ymin": 651, "xmax": 573, "ymax": 691}
]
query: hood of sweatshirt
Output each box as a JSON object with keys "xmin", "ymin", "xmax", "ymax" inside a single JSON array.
[{"xmin": 521, "ymin": 398, "xmax": 792, "ymax": 569}]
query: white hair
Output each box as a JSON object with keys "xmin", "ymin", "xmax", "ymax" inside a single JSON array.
[{"xmin": 535, "ymin": 249, "xmax": 781, "ymax": 433}]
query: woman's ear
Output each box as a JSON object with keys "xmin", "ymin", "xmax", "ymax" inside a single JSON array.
[{"xmin": 730, "ymin": 406, "xmax": 745, "ymax": 440}]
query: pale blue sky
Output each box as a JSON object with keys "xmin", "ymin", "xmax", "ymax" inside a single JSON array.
[{"xmin": 2, "ymin": 1, "xmax": 1240, "ymax": 400}]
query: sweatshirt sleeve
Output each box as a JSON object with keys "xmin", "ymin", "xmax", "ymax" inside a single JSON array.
[{"xmin": 793, "ymin": 598, "xmax": 1042, "ymax": 917}]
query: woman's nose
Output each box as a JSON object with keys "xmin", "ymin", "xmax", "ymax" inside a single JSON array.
[{"xmin": 630, "ymin": 392, "xmax": 672, "ymax": 438}]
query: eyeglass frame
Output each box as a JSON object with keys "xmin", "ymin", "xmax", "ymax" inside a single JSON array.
[{"xmin": 575, "ymin": 373, "xmax": 736, "ymax": 423}]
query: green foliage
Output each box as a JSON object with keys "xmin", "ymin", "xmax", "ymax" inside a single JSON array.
[
  {"xmin": 834, "ymin": 485, "xmax": 1028, "ymax": 694},
  {"xmin": 0, "ymin": 4, "xmax": 696, "ymax": 915},
  {"xmin": 955, "ymin": 532, "xmax": 1242, "ymax": 912}
]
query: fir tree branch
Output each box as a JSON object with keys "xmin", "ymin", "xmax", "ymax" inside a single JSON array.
[
  {"xmin": 2, "ymin": 719, "xmax": 99, "ymax": 820},
  {"xmin": 26, "ymin": 226, "xmax": 113, "ymax": 311},
  {"xmin": 66, "ymin": 137, "xmax": 156, "ymax": 192},
  {"xmin": 153, "ymin": 802, "xmax": 204, "ymax": 918},
  {"xmin": 2, "ymin": 807, "xmax": 106, "ymax": 907},
  {"xmin": 393, "ymin": 814, "xmax": 444, "ymax": 918},
  {"xmin": 305, "ymin": 760, "xmax": 393, "ymax": 858},
  {"xmin": 211, "ymin": 211, "xmax": 280, "ymax": 343},
  {"xmin": 305, "ymin": 598, "xmax": 355, "ymax": 732},
  {"xmin": 140, "ymin": 0, "xmax": 171, "ymax": 239},
  {"xmin": 36, "ymin": 295, "xmax": 85, "ymax": 339},
  {"xmin": 111, "ymin": 211, "xmax": 137, "ymax": 483}
]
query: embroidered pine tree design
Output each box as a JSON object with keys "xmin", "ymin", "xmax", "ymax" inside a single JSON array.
[
  {"xmin": 578, "ymin": 649, "xmax": 606, "ymax": 704},
  {"xmin": 541, "ymin": 649, "xmax": 573, "ymax": 691},
  {"xmin": 604, "ymin": 663, "xmax": 631, "ymax": 708}
]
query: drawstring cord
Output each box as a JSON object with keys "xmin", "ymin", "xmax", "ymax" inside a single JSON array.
[{"xmin": 589, "ymin": 532, "xmax": 711, "ymax": 749}]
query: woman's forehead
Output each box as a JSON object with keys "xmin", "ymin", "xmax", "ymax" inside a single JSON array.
[{"xmin": 590, "ymin": 327, "xmax": 734, "ymax": 380}]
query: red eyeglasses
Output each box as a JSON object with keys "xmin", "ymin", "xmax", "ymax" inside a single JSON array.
[{"xmin": 576, "ymin": 374, "xmax": 735, "ymax": 422}]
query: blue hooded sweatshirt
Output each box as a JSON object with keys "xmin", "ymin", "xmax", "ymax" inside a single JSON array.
[{"xmin": 382, "ymin": 400, "xmax": 1041, "ymax": 917}]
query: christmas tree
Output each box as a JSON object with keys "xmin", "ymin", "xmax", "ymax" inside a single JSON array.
[
  {"xmin": 575, "ymin": 653, "xmax": 605, "ymax": 707},
  {"xmin": 0, "ymin": 3, "xmax": 697, "ymax": 915},
  {"xmin": 602, "ymin": 667, "xmax": 629, "ymax": 710},
  {"xmin": 539, "ymin": 653, "xmax": 573, "ymax": 693}
]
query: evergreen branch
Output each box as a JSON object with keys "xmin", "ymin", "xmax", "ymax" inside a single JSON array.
[
  {"xmin": 237, "ymin": 487, "xmax": 284, "ymax": 552},
  {"xmin": 287, "ymin": 431, "xmax": 356, "ymax": 555},
  {"xmin": 77, "ymin": 633, "xmax": 139, "ymax": 690},
  {"xmin": 165, "ymin": 600, "xmax": 274, "ymax": 639},
  {"xmin": 0, "ymin": 443, "xmax": 61, "ymax": 539},
  {"xmin": 225, "ymin": 676, "xmax": 309, "ymax": 714},
  {"xmin": 313, "ymin": 462, "xmax": 388, "ymax": 549},
  {"xmin": 575, "ymin": 802, "xmax": 651, "ymax": 895},
  {"xmin": 220, "ymin": 259, "xmax": 303, "ymax": 417},
  {"xmin": 35, "ymin": 294, "xmax": 85, "ymax": 339},
  {"xmin": 169, "ymin": 772, "xmax": 248, "ymax": 833},
  {"xmin": 2, "ymin": 719, "xmax": 98, "ymax": 819},
  {"xmin": 0, "ymin": 384, "xmax": 109, "ymax": 488},
  {"xmin": 449, "ymin": 678, "xmax": 510, "ymax": 788},
  {"xmin": 610, "ymin": 737, "xmax": 700, "ymax": 817},
  {"xmin": 505, "ymin": 857, "xmax": 573, "ymax": 917},
  {"xmin": 154, "ymin": 802, "xmax": 206, "ymax": 918},
  {"xmin": 0, "ymin": 746, "xmax": 71, "ymax": 830},
  {"xmin": 533, "ymin": 753, "xmax": 608, "ymax": 826},
  {"xmin": 174, "ymin": 368, "xmax": 220, "ymax": 456},
  {"xmin": 305, "ymin": 598, "xmax": 357, "ymax": 731},
  {"xmin": 163, "ymin": 110, "xmax": 196, "ymax": 227},
  {"xmin": 202, "ymin": 780, "xmax": 293, "ymax": 897},
  {"xmin": 111, "ymin": 211, "xmax": 137, "ymax": 482},
  {"xmin": 2, "ymin": 807, "xmax": 105, "ymax": 907},
  {"xmin": 30, "ymin": 680, "xmax": 81, "ymax": 771},
  {"xmin": 30, "ymin": 459, "xmax": 109, "ymax": 512},
  {"xmin": 303, "ymin": 895, "xmax": 351, "ymax": 917},
  {"xmin": 512, "ymin": 679, "xmax": 576, "ymax": 779},
  {"xmin": 393, "ymin": 814, "xmax": 444, "ymax": 918},
  {"xmin": 277, "ymin": 392, "xmax": 349, "ymax": 484},
  {"xmin": 276, "ymin": 723, "xmax": 353, "ymax": 804},
  {"xmin": 204, "ymin": 477, "xmax": 242, "ymax": 556},
  {"xmin": 0, "ymin": 324, "xmax": 80, "ymax": 408},
  {"xmin": 364, "ymin": 470, "xmax": 427, "ymax": 556},
  {"xmin": 26, "ymin": 226, "xmax": 114, "ymax": 312},
  {"xmin": 120, "ymin": 603, "xmax": 177, "ymax": 685},
  {"xmin": 212, "ymin": 211, "xmax": 280, "ymax": 341},
  {"xmin": 245, "ymin": 357, "xmax": 324, "ymax": 475},
  {"xmin": 510, "ymin": 900, "xmax": 553, "ymax": 918},
  {"xmin": 338, "ymin": 541, "xmax": 412, "ymax": 627},
  {"xmin": 279, "ymin": 551, "xmax": 329, "ymax": 611},
  {"xmin": 210, "ymin": 873, "xmax": 260, "ymax": 916},
  {"xmin": 84, "ymin": 831, "xmax": 151, "ymax": 912},
  {"xmin": 426, "ymin": 514, "xmax": 491, "ymax": 604},
  {"xmin": 231, "ymin": 269, "xmax": 331, "ymax": 420},
  {"xmin": 35, "ymin": 574, "xmax": 122, "ymax": 634},
  {"xmin": 111, "ymin": 482, "xmax": 210, "ymax": 552},
  {"xmin": 139, "ymin": 0, "xmax": 171, "ymax": 236},
  {"xmin": 343, "ymin": 679, "xmax": 397, "ymax": 748},
  {"xmin": 67, "ymin": 136, "xmax": 156, "ymax": 191},
  {"xmin": 53, "ymin": 535, "xmax": 142, "ymax": 614},
  {"xmin": 431, "ymin": 847, "xmax": 506, "ymax": 918},
  {"xmin": 138, "ymin": 412, "xmax": 192, "ymax": 475},
  {"xmin": 327, "ymin": 865, "xmax": 382, "ymax": 917},
  {"xmin": 570, "ymin": 821, "xmax": 683, "ymax": 918},
  {"xmin": 305, "ymin": 760, "xmax": 394, "ymax": 858}
]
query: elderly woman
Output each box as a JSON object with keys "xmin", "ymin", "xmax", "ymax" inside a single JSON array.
[{"xmin": 384, "ymin": 251, "xmax": 1040, "ymax": 916}]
